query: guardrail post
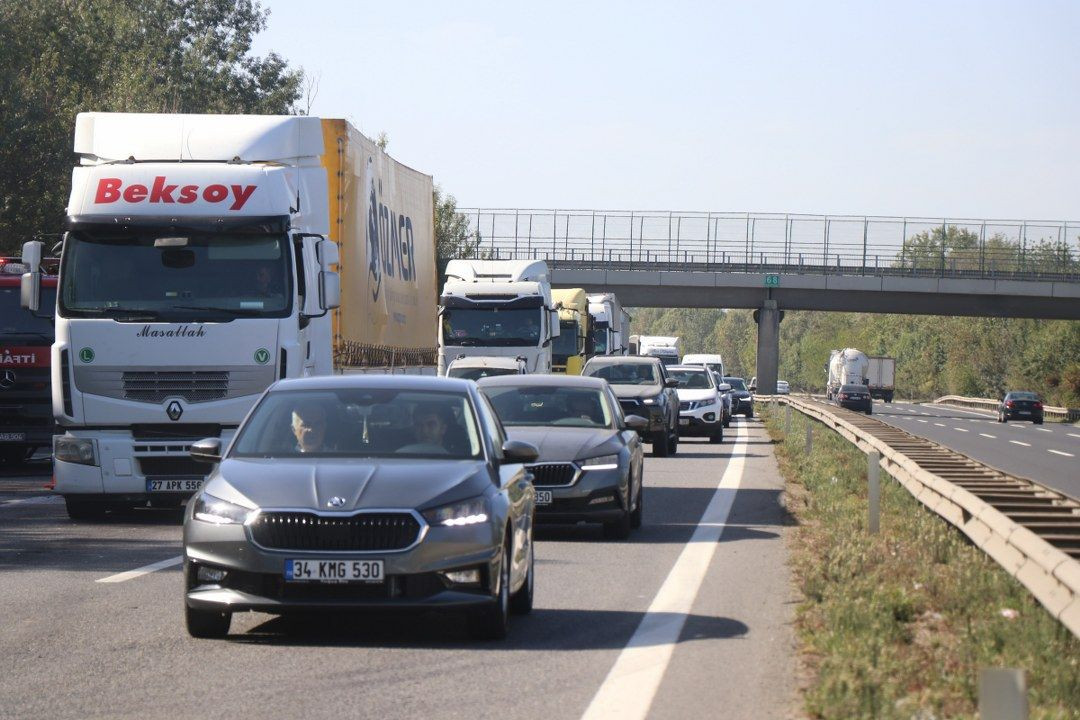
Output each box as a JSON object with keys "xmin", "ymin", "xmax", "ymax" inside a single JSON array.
[
  {"xmin": 979, "ymin": 668, "xmax": 1028, "ymax": 720},
  {"xmin": 805, "ymin": 424, "xmax": 813, "ymax": 455},
  {"xmin": 785, "ymin": 404, "xmax": 791, "ymax": 434},
  {"xmin": 868, "ymin": 451, "xmax": 880, "ymax": 534}
]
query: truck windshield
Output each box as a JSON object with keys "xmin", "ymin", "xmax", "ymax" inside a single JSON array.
[
  {"xmin": 60, "ymin": 231, "xmax": 290, "ymax": 320},
  {"xmin": 552, "ymin": 319, "xmax": 579, "ymax": 363},
  {"xmin": 590, "ymin": 323, "xmax": 608, "ymax": 353},
  {"xmin": 441, "ymin": 307, "xmax": 542, "ymax": 347},
  {"xmin": 0, "ymin": 286, "xmax": 56, "ymax": 336}
]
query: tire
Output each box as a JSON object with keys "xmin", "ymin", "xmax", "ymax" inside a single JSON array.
[
  {"xmin": 509, "ymin": 534, "xmax": 534, "ymax": 616},
  {"xmin": 603, "ymin": 501, "xmax": 632, "ymax": 540},
  {"xmin": 185, "ymin": 603, "xmax": 231, "ymax": 639},
  {"xmin": 746, "ymin": 408, "xmax": 754, "ymax": 419},
  {"xmin": 469, "ymin": 541, "xmax": 511, "ymax": 640},
  {"xmin": 723, "ymin": 415, "xmax": 731, "ymax": 428},
  {"xmin": 865, "ymin": 407, "xmax": 872, "ymax": 415},
  {"xmin": 64, "ymin": 496, "xmax": 109, "ymax": 521},
  {"xmin": 630, "ymin": 474, "xmax": 644, "ymax": 529},
  {"xmin": 668, "ymin": 427, "xmax": 679, "ymax": 456},
  {"xmin": 1000, "ymin": 413, "xmax": 1008, "ymax": 423},
  {"xmin": 651, "ymin": 431, "xmax": 669, "ymax": 457},
  {"xmin": 709, "ymin": 424, "xmax": 724, "ymax": 444},
  {"xmin": 1034, "ymin": 418, "xmax": 1043, "ymax": 425}
]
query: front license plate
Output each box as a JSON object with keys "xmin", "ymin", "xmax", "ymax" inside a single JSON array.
[
  {"xmin": 679, "ymin": 418, "xmax": 690, "ymax": 426},
  {"xmin": 0, "ymin": 432, "xmax": 26, "ymax": 442},
  {"xmin": 535, "ymin": 490, "xmax": 553, "ymax": 506},
  {"xmin": 285, "ymin": 559, "xmax": 384, "ymax": 583},
  {"xmin": 146, "ymin": 478, "xmax": 204, "ymax": 493}
]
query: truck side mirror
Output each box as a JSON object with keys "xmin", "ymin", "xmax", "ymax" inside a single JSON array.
[
  {"xmin": 318, "ymin": 271, "xmax": 340, "ymax": 310},
  {"xmin": 20, "ymin": 240, "xmax": 44, "ymax": 312},
  {"xmin": 317, "ymin": 238, "xmax": 339, "ymax": 269}
]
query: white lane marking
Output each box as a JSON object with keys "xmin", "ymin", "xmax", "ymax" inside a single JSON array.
[
  {"xmin": 1068, "ymin": 433, "xmax": 1080, "ymax": 439},
  {"xmin": 0, "ymin": 495, "xmax": 63, "ymax": 507},
  {"xmin": 1010, "ymin": 440, "xmax": 1031, "ymax": 447},
  {"xmin": 1035, "ymin": 428, "xmax": 1052, "ymax": 433},
  {"xmin": 97, "ymin": 556, "xmax": 182, "ymax": 584},
  {"xmin": 1048, "ymin": 449, "xmax": 1074, "ymax": 457},
  {"xmin": 917, "ymin": 419, "xmax": 928, "ymax": 423},
  {"xmin": 979, "ymin": 433, "xmax": 997, "ymax": 439},
  {"xmin": 934, "ymin": 422, "xmax": 946, "ymax": 427},
  {"xmin": 954, "ymin": 427, "xmax": 969, "ymax": 432},
  {"xmin": 582, "ymin": 421, "xmax": 748, "ymax": 720}
]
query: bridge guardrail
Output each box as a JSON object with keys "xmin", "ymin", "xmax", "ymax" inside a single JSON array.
[
  {"xmin": 933, "ymin": 395, "xmax": 1080, "ymax": 423},
  {"xmin": 761, "ymin": 395, "xmax": 1080, "ymax": 638}
]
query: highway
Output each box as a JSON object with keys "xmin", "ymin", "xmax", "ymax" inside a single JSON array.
[
  {"xmin": 872, "ymin": 402, "xmax": 1080, "ymax": 500},
  {"xmin": 0, "ymin": 418, "xmax": 795, "ymax": 720}
]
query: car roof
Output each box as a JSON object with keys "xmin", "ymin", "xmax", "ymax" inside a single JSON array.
[
  {"xmin": 476, "ymin": 374, "xmax": 608, "ymax": 389},
  {"xmin": 667, "ymin": 365, "xmax": 709, "ymax": 372},
  {"xmin": 585, "ymin": 355, "xmax": 661, "ymax": 366},
  {"xmin": 270, "ymin": 374, "xmax": 475, "ymax": 393}
]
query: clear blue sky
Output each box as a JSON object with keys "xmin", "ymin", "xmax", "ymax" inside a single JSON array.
[{"xmin": 252, "ymin": 1, "xmax": 1080, "ymax": 220}]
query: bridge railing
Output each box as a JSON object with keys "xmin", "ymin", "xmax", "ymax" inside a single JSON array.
[{"xmin": 456, "ymin": 209, "xmax": 1080, "ymax": 281}]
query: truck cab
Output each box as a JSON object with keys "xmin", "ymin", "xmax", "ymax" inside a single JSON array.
[
  {"xmin": 551, "ymin": 288, "xmax": 591, "ymax": 374},
  {"xmin": 587, "ymin": 293, "xmax": 629, "ymax": 356}
]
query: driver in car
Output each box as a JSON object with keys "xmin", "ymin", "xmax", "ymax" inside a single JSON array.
[
  {"xmin": 566, "ymin": 394, "xmax": 601, "ymax": 424},
  {"xmin": 291, "ymin": 402, "xmax": 333, "ymax": 453},
  {"xmin": 396, "ymin": 403, "xmax": 454, "ymax": 454}
]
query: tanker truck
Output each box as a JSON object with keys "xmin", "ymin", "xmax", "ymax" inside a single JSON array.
[
  {"xmin": 20, "ymin": 112, "xmax": 437, "ymax": 519},
  {"xmin": 826, "ymin": 348, "xmax": 870, "ymax": 400}
]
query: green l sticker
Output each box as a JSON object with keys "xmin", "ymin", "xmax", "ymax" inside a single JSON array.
[{"xmin": 79, "ymin": 347, "xmax": 95, "ymax": 363}]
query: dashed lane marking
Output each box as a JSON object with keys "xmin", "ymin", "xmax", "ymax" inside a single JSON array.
[
  {"xmin": 1048, "ymin": 449, "xmax": 1074, "ymax": 458},
  {"xmin": 1010, "ymin": 440, "xmax": 1031, "ymax": 447},
  {"xmin": 979, "ymin": 433, "xmax": 997, "ymax": 439},
  {"xmin": 934, "ymin": 423, "xmax": 946, "ymax": 427},
  {"xmin": 97, "ymin": 556, "xmax": 183, "ymax": 584},
  {"xmin": 954, "ymin": 427, "xmax": 969, "ymax": 432}
]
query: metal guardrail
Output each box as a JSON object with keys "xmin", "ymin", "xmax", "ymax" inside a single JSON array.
[
  {"xmin": 934, "ymin": 395, "xmax": 1080, "ymax": 423},
  {"xmin": 457, "ymin": 209, "xmax": 1080, "ymax": 282},
  {"xmin": 765, "ymin": 395, "xmax": 1080, "ymax": 638}
]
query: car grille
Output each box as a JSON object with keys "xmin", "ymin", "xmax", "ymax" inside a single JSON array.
[
  {"xmin": 619, "ymin": 399, "xmax": 642, "ymax": 415},
  {"xmin": 527, "ymin": 463, "xmax": 578, "ymax": 486},
  {"xmin": 249, "ymin": 512, "xmax": 422, "ymax": 552},
  {"xmin": 122, "ymin": 371, "xmax": 229, "ymax": 403}
]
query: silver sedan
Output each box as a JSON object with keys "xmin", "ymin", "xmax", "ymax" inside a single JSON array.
[{"xmin": 182, "ymin": 375, "xmax": 539, "ymax": 640}]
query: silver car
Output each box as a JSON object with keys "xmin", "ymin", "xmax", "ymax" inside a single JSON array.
[
  {"xmin": 478, "ymin": 375, "xmax": 647, "ymax": 539},
  {"xmin": 182, "ymin": 375, "xmax": 539, "ymax": 640}
]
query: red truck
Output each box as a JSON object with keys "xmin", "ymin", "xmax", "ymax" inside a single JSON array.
[{"xmin": 0, "ymin": 257, "xmax": 58, "ymax": 465}]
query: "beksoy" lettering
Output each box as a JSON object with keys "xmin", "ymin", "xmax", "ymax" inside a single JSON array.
[{"xmin": 95, "ymin": 177, "xmax": 257, "ymax": 211}]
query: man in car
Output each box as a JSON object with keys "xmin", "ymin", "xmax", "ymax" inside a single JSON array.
[
  {"xmin": 566, "ymin": 392, "xmax": 603, "ymax": 424},
  {"xmin": 291, "ymin": 402, "xmax": 331, "ymax": 453},
  {"xmin": 405, "ymin": 402, "xmax": 454, "ymax": 453}
]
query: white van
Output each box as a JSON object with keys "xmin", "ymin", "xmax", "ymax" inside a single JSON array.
[{"xmin": 681, "ymin": 353, "xmax": 724, "ymax": 378}]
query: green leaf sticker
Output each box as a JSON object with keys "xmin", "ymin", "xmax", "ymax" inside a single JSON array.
[
  {"xmin": 254, "ymin": 348, "xmax": 271, "ymax": 365},
  {"xmin": 79, "ymin": 347, "xmax": 95, "ymax": 363}
]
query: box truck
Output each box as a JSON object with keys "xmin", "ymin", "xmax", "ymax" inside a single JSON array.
[
  {"xmin": 20, "ymin": 113, "xmax": 437, "ymax": 518},
  {"xmin": 866, "ymin": 356, "xmax": 896, "ymax": 402}
]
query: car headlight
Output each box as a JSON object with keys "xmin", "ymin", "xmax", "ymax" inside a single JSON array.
[
  {"xmin": 580, "ymin": 454, "xmax": 619, "ymax": 471},
  {"xmin": 642, "ymin": 397, "xmax": 656, "ymax": 405},
  {"xmin": 192, "ymin": 492, "xmax": 256, "ymax": 525},
  {"xmin": 54, "ymin": 436, "xmax": 97, "ymax": 466},
  {"xmin": 423, "ymin": 497, "xmax": 488, "ymax": 527},
  {"xmin": 698, "ymin": 397, "xmax": 716, "ymax": 407}
]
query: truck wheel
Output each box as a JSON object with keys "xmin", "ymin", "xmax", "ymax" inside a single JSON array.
[
  {"xmin": 64, "ymin": 496, "xmax": 109, "ymax": 521},
  {"xmin": 651, "ymin": 431, "xmax": 670, "ymax": 457}
]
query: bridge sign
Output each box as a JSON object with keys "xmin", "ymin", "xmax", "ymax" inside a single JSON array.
[{"xmin": 764, "ymin": 274, "xmax": 780, "ymax": 287}]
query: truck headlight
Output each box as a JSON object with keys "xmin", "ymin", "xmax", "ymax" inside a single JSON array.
[
  {"xmin": 423, "ymin": 497, "xmax": 488, "ymax": 527},
  {"xmin": 54, "ymin": 436, "xmax": 97, "ymax": 466},
  {"xmin": 580, "ymin": 454, "xmax": 619, "ymax": 471},
  {"xmin": 192, "ymin": 492, "xmax": 256, "ymax": 525}
]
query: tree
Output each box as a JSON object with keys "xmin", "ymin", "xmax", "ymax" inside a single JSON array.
[
  {"xmin": 0, "ymin": 0, "xmax": 303, "ymax": 254},
  {"xmin": 434, "ymin": 186, "xmax": 484, "ymax": 261}
]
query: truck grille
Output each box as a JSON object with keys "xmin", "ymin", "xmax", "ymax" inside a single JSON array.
[
  {"xmin": 137, "ymin": 457, "xmax": 208, "ymax": 479},
  {"xmin": 122, "ymin": 371, "xmax": 229, "ymax": 403},
  {"xmin": 249, "ymin": 512, "xmax": 422, "ymax": 552},
  {"xmin": 527, "ymin": 463, "xmax": 578, "ymax": 486}
]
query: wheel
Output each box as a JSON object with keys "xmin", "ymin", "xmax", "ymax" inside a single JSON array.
[
  {"xmin": 746, "ymin": 408, "xmax": 754, "ymax": 419},
  {"xmin": 185, "ymin": 604, "xmax": 231, "ymax": 639},
  {"xmin": 668, "ymin": 428, "xmax": 679, "ymax": 456},
  {"xmin": 651, "ymin": 431, "xmax": 669, "ymax": 457},
  {"xmin": 630, "ymin": 474, "xmax": 644, "ymax": 529},
  {"xmin": 865, "ymin": 407, "xmax": 872, "ymax": 415},
  {"xmin": 469, "ymin": 541, "xmax": 511, "ymax": 640},
  {"xmin": 1000, "ymin": 413, "xmax": 1007, "ymax": 423},
  {"xmin": 509, "ymin": 534, "xmax": 534, "ymax": 616},
  {"xmin": 64, "ymin": 496, "xmax": 109, "ymax": 521},
  {"xmin": 723, "ymin": 414, "xmax": 731, "ymax": 428},
  {"xmin": 709, "ymin": 424, "xmax": 724, "ymax": 443},
  {"xmin": 603, "ymin": 501, "xmax": 632, "ymax": 540},
  {"xmin": 1034, "ymin": 418, "xmax": 1043, "ymax": 425}
]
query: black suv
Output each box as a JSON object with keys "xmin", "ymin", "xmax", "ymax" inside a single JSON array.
[{"xmin": 583, "ymin": 356, "xmax": 680, "ymax": 456}]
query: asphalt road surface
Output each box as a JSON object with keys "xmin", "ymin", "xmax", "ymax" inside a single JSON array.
[
  {"xmin": 873, "ymin": 402, "xmax": 1080, "ymax": 500},
  {"xmin": 0, "ymin": 417, "xmax": 796, "ymax": 720}
]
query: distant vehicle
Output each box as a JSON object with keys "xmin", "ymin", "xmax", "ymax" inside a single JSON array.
[
  {"xmin": 681, "ymin": 353, "xmax": 724, "ymax": 378},
  {"xmin": 827, "ymin": 349, "xmax": 869, "ymax": 400},
  {"xmin": 776, "ymin": 380, "xmax": 790, "ymax": 395},
  {"xmin": 666, "ymin": 365, "xmax": 724, "ymax": 443},
  {"xmin": 866, "ymin": 356, "xmax": 895, "ymax": 402},
  {"xmin": 632, "ymin": 335, "xmax": 680, "ymax": 366},
  {"xmin": 479, "ymin": 374, "xmax": 647, "ymax": 539},
  {"xmin": 997, "ymin": 392, "xmax": 1044, "ymax": 424},
  {"xmin": 834, "ymin": 384, "xmax": 872, "ymax": 414},
  {"xmin": 182, "ymin": 374, "xmax": 540, "ymax": 640},
  {"xmin": 587, "ymin": 293, "xmax": 630, "ymax": 356},
  {"xmin": 582, "ymin": 356, "xmax": 680, "ymax": 457},
  {"xmin": 715, "ymin": 380, "xmax": 733, "ymax": 427},
  {"xmin": 722, "ymin": 377, "xmax": 754, "ymax": 418},
  {"xmin": 551, "ymin": 288, "xmax": 591, "ymax": 374},
  {"xmin": 445, "ymin": 355, "xmax": 527, "ymax": 381}
]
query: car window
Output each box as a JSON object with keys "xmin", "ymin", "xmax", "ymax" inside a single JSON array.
[
  {"xmin": 585, "ymin": 363, "xmax": 660, "ymax": 385},
  {"xmin": 723, "ymin": 377, "xmax": 747, "ymax": 391},
  {"xmin": 841, "ymin": 385, "xmax": 868, "ymax": 392},
  {"xmin": 482, "ymin": 385, "xmax": 614, "ymax": 428},
  {"xmin": 477, "ymin": 393, "xmax": 506, "ymax": 460},
  {"xmin": 230, "ymin": 388, "xmax": 483, "ymax": 460},
  {"xmin": 1008, "ymin": 392, "xmax": 1038, "ymax": 401}
]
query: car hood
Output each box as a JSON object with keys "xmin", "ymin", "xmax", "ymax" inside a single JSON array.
[
  {"xmin": 607, "ymin": 384, "xmax": 664, "ymax": 400},
  {"xmin": 503, "ymin": 426, "xmax": 619, "ymax": 462},
  {"xmin": 206, "ymin": 457, "xmax": 491, "ymax": 512}
]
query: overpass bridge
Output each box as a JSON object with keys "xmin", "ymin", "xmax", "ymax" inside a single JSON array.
[{"xmin": 453, "ymin": 209, "xmax": 1080, "ymax": 393}]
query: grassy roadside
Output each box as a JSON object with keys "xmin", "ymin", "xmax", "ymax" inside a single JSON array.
[{"xmin": 760, "ymin": 404, "xmax": 1080, "ymax": 719}]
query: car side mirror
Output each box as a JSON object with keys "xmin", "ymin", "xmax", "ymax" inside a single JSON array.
[
  {"xmin": 665, "ymin": 378, "xmax": 679, "ymax": 388},
  {"xmin": 501, "ymin": 439, "xmax": 539, "ymax": 464},
  {"xmin": 624, "ymin": 414, "xmax": 648, "ymax": 432},
  {"xmin": 190, "ymin": 438, "xmax": 223, "ymax": 464},
  {"xmin": 748, "ymin": 385, "xmax": 757, "ymax": 393},
  {"xmin": 717, "ymin": 383, "xmax": 732, "ymax": 392}
]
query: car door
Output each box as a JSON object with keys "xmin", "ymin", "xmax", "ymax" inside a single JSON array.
[
  {"xmin": 610, "ymin": 386, "xmax": 643, "ymax": 486},
  {"xmin": 477, "ymin": 392, "xmax": 532, "ymax": 587},
  {"xmin": 658, "ymin": 364, "xmax": 678, "ymax": 430}
]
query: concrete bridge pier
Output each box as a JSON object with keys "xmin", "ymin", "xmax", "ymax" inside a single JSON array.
[{"xmin": 754, "ymin": 299, "xmax": 780, "ymax": 395}]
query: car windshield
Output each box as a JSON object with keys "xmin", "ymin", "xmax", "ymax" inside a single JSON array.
[
  {"xmin": 230, "ymin": 389, "xmax": 483, "ymax": 460},
  {"xmin": 483, "ymin": 385, "xmax": 614, "ymax": 428},
  {"xmin": 723, "ymin": 377, "xmax": 747, "ymax": 391},
  {"xmin": 0, "ymin": 286, "xmax": 56, "ymax": 335},
  {"xmin": 585, "ymin": 362, "xmax": 659, "ymax": 385},
  {"xmin": 1008, "ymin": 392, "xmax": 1039, "ymax": 401},
  {"xmin": 60, "ymin": 229, "xmax": 290, "ymax": 320},
  {"xmin": 447, "ymin": 366, "xmax": 518, "ymax": 381},
  {"xmin": 441, "ymin": 307, "xmax": 542, "ymax": 347},
  {"xmin": 667, "ymin": 368, "xmax": 714, "ymax": 389}
]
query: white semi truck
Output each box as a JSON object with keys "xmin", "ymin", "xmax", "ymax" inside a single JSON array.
[
  {"xmin": 826, "ymin": 348, "xmax": 870, "ymax": 399},
  {"xmin": 438, "ymin": 259, "xmax": 559, "ymax": 374},
  {"xmin": 587, "ymin": 293, "xmax": 630, "ymax": 356},
  {"xmin": 20, "ymin": 113, "xmax": 437, "ymax": 519}
]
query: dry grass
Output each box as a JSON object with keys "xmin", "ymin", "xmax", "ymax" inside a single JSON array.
[{"xmin": 762, "ymin": 405, "xmax": 1080, "ymax": 719}]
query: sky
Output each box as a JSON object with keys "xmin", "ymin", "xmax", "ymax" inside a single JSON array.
[{"xmin": 251, "ymin": 1, "xmax": 1080, "ymax": 220}]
